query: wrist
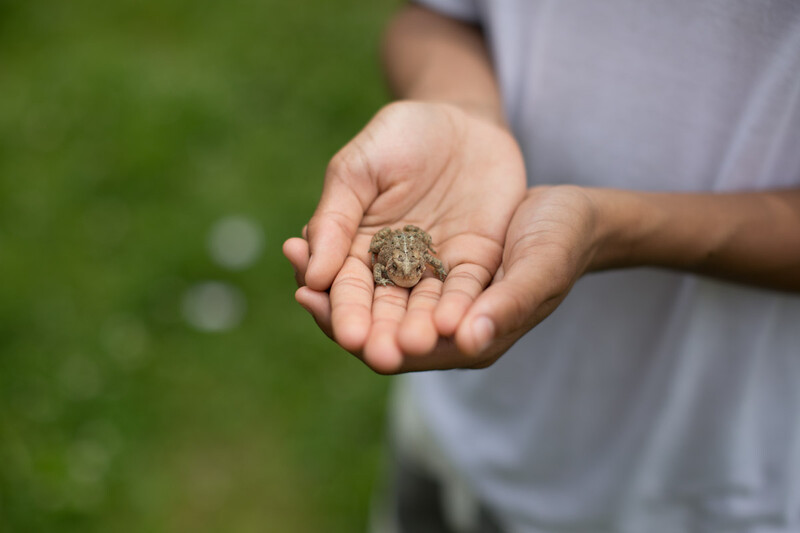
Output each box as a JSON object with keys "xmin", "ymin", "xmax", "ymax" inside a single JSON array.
[
  {"xmin": 447, "ymin": 100, "xmax": 507, "ymax": 128},
  {"xmin": 584, "ymin": 188, "xmax": 659, "ymax": 272},
  {"xmin": 394, "ymin": 96, "xmax": 507, "ymax": 129}
]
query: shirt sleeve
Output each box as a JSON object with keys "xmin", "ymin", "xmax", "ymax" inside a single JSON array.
[{"xmin": 411, "ymin": 0, "xmax": 480, "ymax": 23}]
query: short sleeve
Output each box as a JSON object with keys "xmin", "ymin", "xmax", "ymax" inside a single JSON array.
[{"xmin": 412, "ymin": 0, "xmax": 480, "ymax": 23}]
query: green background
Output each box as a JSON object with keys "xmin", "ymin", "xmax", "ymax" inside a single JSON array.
[{"xmin": 0, "ymin": 1, "xmax": 400, "ymax": 530}]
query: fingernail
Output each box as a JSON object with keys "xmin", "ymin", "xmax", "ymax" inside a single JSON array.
[{"xmin": 472, "ymin": 316, "xmax": 495, "ymax": 354}]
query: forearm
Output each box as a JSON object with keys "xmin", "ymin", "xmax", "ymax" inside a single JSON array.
[
  {"xmin": 382, "ymin": 4, "xmax": 504, "ymax": 125},
  {"xmin": 589, "ymin": 187, "xmax": 800, "ymax": 291}
]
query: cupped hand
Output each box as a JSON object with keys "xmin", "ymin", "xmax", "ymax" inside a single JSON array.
[
  {"xmin": 284, "ymin": 101, "xmax": 526, "ymax": 373},
  {"xmin": 449, "ymin": 185, "xmax": 605, "ymax": 365}
]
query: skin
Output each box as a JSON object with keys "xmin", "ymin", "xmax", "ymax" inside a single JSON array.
[
  {"xmin": 287, "ymin": 99, "xmax": 526, "ymax": 373},
  {"xmin": 284, "ymin": 5, "xmax": 800, "ymax": 374}
]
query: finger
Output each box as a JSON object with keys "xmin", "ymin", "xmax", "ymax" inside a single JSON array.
[
  {"xmin": 455, "ymin": 263, "xmax": 561, "ymax": 356},
  {"xmin": 395, "ymin": 334, "xmax": 498, "ymax": 372},
  {"xmin": 397, "ymin": 278, "xmax": 442, "ymax": 356},
  {"xmin": 283, "ymin": 237, "xmax": 310, "ymax": 287},
  {"xmin": 433, "ymin": 263, "xmax": 493, "ymax": 336},
  {"xmin": 305, "ymin": 148, "xmax": 377, "ymax": 291},
  {"xmin": 494, "ymin": 263, "xmax": 505, "ymax": 283},
  {"xmin": 397, "ymin": 335, "xmax": 462, "ymax": 372},
  {"xmin": 295, "ymin": 286, "xmax": 333, "ymax": 339},
  {"xmin": 329, "ymin": 256, "xmax": 374, "ymax": 354},
  {"xmin": 362, "ymin": 285, "xmax": 409, "ymax": 374}
]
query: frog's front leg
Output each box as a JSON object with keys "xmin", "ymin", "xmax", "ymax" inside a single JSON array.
[
  {"xmin": 373, "ymin": 263, "xmax": 395, "ymax": 286},
  {"xmin": 424, "ymin": 253, "xmax": 447, "ymax": 282}
]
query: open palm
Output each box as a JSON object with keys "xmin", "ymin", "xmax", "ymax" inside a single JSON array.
[{"xmin": 284, "ymin": 101, "xmax": 526, "ymax": 373}]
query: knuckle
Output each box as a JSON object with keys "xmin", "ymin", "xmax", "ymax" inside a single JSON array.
[
  {"xmin": 376, "ymin": 292, "xmax": 408, "ymax": 309},
  {"xmin": 375, "ymin": 101, "xmax": 408, "ymax": 122},
  {"xmin": 324, "ymin": 143, "xmax": 375, "ymax": 211},
  {"xmin": 448, "ymin": 269, "xmax": 485, "ymax": 292},
  {"xmin": 411, "ymin": 286, "xmax": 440, "ymax": 303},
  {"xmin": 326, "ymin": 150, "xmax": 351, "ymax": 179},
  {"xmin": 326, "ymin": 143, "xmax": 371, "ymax": 185},
  {"xmin": 548, "ymin": 272, "xmax": 573, "ymax": 300},
  {"xmin": 502, "ymin": 290, "xmax": 533, "ymax": 329},
  {"xmin": 443, "ymin": 286, "xmax": 475, "ymax": 304},
  {"xmin": 333, "ymin": 275, "xmax": 373, "ymax": 297}
]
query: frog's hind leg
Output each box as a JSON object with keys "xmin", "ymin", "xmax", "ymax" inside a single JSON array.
[
  {"xmin": 370, "ymin": 227, "xmax": 394, "ymax": 255},
  {"xmin": 404, "ymin": 225, "xmax": 436, "ymax": 251},
  {"xmin": 424, "ymin": 253, "xmax": 447, "ymax": 282}
]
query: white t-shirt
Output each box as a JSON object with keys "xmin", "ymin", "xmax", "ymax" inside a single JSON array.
[{"xmin": 408, "ymin": 1, "xmax": 800, "ymax": 531}]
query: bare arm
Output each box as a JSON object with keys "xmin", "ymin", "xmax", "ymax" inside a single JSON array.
[
  {"xmin": 384, "ymin": 5, "xmax": 800, "ymax": 294},
  {"xmin": 287, "ymin": 3, "xmax": 800, "ymax": 369},
  {"xmin": 382, "ymin": 5, "xmax": 505, "ymax": 125},
  {"xmin": 589, "ymin": 188, "xmax": 800, "ymax": 291}
]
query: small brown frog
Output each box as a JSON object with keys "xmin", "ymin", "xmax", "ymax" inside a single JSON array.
[{"xmin": 369, "ymin": 225, "xmax": 447, "ymax": 288}]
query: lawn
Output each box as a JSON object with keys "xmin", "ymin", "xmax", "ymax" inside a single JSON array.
[{"xmin": 0, "ymin": 1, "xmax": 399, "ymax": 531}]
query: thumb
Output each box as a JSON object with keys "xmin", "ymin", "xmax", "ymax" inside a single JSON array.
[
  {"xmin": 305, "ymin": 147, "xmax": 376, "ymax": 291},
  {"xmin": 455, "ymin": 258, "xmax": 569, "ymax": 356}
]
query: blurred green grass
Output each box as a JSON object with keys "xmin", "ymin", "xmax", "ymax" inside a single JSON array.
[{"xmin": 0, "ymin": 1, "xmax": 400, "ymax": 530}]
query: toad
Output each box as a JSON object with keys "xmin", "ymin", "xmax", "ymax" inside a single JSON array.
[{"xmin": 369, "ymin": 225, "xmax": 447, "ymax": 288}]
